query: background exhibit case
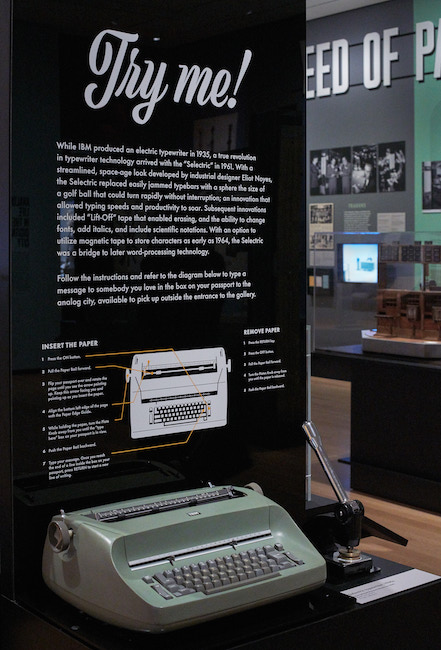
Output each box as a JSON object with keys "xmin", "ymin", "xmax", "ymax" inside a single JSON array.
[
  {"xmin": 309, "ymin": 231, "xmax": 441, "ymax": 357},
  {"xmin": 309, "ymin": 232, "xmax": 441, "ymax": 516}
]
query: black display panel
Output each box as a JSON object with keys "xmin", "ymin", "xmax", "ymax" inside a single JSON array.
[{"xmin": 8, "ymin": 0, "xmax": 306, "ymax": 612}]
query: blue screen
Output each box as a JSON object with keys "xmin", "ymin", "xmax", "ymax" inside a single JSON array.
[{"xmin": 342, "ymin": 243, "xmax": 378, "ymax": 283}]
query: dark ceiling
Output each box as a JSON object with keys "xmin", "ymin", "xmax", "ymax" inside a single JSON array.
[{"xmin": 13, "ymin": 0, "xmax": 305, "ymax": 45}]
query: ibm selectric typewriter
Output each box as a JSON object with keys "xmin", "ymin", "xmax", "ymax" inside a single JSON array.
[{"xmin": 43, "ymin": 484, "xmax": 326, "ymax": 632}]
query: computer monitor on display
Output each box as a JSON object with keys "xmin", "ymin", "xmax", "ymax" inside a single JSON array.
[{"xmin": 338, "ymin": 243, "xmax": 378, "ymax": 284}]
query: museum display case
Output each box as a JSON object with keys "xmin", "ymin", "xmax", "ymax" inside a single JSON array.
[
  {"xmin": 309, "ymin": 231, "xmax": 441, "ymax": 512},
  {"xmin": 309, "ymin": 230, "xmax": 441, "ymax": 357},
  {"xmin": 3, "ymin": 0, "xmax": 441, "ymax": 646}
]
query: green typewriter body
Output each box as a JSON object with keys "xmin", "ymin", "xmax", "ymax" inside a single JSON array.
[{"xmin": 42, "ymin": 485, "xmax": 326, "ymax": 633}]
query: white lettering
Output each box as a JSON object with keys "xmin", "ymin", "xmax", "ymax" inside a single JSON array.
[
  {"xmin": 306, "ymin": 45, "xmax": 315, "ymax": 99},
  {"xmin": 316, "ymin": 42, "xmax": 331, "ymax": 97},
  {"xmin": 332, "ymin": 39, "xmax": 349, "ymax": 95},
  {"xmin": 363, "ymin": 32, "xmax": 381, "ymax": 89},
  {"xmin": 84, "ymin": 29, "xmax": 169, "ymax": 124},
  {"xmin": 383, "ymin": 27, "xmax": 399, "ymax": 87},
  {"xmin": 173, "ymin": 49, "xmax": 252, "ymax": 109},
  {"xmin": 434, "ymin": 20, "xmax": 441, "ymax": 79},
  {"xmin": 84, "ymin": 31, "xmax": 251, "ymax": 121},
  {"xmin": 415, "ymin": 21, "xmax": 435, "ymax": 82},
  {"xmin": 306, "ymin": 40, "xmax": 349, "ymax": 98}
]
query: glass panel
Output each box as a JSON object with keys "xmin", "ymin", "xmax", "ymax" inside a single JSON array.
[{"xmin": 10, "ymin": 0, "xmax": 306, "ymax": 620}]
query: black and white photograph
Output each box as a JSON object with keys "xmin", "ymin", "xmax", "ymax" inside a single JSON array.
[
  {"xmin": 422, "ymin": 161, "xmax": 441, "ymax": 211},
  {"xmin": 378, "ymin": 141, "xmax": 406, "ymax": 192},
  {"xmin": 337, "ymin": 147, "xmax": 353, "ymax": 195},
  {"xmin": 310, "ymin": 147, "xmax": 351, "ymax": 196},
  {"xmin": 326, "ymin": 147, "xmax": 352, "ymax": 195},
  {"xmin": 309, "ymin": 202, "xmax": 333, "ymax": 224},
  {"xmin": 351, "ymin": 144, "xmax": 377, "ymax": 193},
  {"xmin": 309, "ymin": 232, "xmax": 334, "ymax": 250},
  {"xmin": 309, "ymin": 149, "xmax": 327, "ymax": 195}
]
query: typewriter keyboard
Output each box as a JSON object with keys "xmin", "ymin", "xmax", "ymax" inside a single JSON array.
[
  {"xmin": 151, "ymin": 400, "xmax": 211, "ymax": 426},
  {"xmin": 143, "ymin": 543, "xmax": 305, "ymax": 600}
]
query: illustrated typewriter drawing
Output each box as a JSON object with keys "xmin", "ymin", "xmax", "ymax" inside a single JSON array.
[{"xmin": 127, "ymin": 347, "xmax": 231, "ymax": 439}]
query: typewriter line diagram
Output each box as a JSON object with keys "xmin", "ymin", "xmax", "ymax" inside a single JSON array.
[{"xmin": 112, "ymin": 346, "xmax": 232, "ymax": 439}]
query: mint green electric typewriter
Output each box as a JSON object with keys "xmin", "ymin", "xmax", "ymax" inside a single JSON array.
[{"xmin": 42, "ymin": 485, "xmax": 326, "ymax": 633}]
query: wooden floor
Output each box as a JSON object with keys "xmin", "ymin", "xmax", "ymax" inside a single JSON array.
[{"xmin": 310, "ymin": 376, "xmax": 441, "ymax": 577}]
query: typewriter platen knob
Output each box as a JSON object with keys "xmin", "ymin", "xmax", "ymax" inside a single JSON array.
[
  {"xmin": 47, "ymin": 519, "xmax": 72, "ymax": 553},
  {"xmin": 244, "ymin": 482, "xmax": 264, "ymax": 495}
]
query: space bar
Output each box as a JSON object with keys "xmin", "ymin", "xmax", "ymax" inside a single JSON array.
[{"xmin": 205, "ymin": 571, "xmax": 281, "ymax": 595}]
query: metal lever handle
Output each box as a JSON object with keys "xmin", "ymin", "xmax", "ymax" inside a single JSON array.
[
  {"xmin": 302, "ymin": 420, "xmax": 349, "ymax": 505},
  {"xmin": 303, "ymin": 420, "xmax": 407, "ymax": 551}
]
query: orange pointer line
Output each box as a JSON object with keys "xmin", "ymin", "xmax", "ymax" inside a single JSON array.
[
  {"xmin": 115, "ymin": 379, "xmax": 129, "ymax": 421},
  {"xmin": 171, "ymin": 349, "xmax": 208, "ymax": 407},
  {"xmin": 94, "ymin": 363, "xmax": 153, "ymax": 419},
  {"xmin": 114, "ymin": 367, "xmax": 153, "ymax": 419},
  {"xmin": 86, "ymin": 348, "xmax": 174, "ymax": 358},
  {"xmin": 111, "ymin": 403, "xmax": 207, "ymax": 455},
  {"xmin": 86, "ymin": 347, "xmax": 208, "ymax": 453},
  {"xmin": 96, "ymin": 351, "xmax": 207, "ymax": 410}
]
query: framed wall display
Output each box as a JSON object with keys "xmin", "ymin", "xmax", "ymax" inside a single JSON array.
[
  {"xmin": 1, "ymin": 0, "xmax": 307, "ymax": 635},
  {"xmin": 309, "ymin": 203, "xmax": 334, "ymax": 250}
]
